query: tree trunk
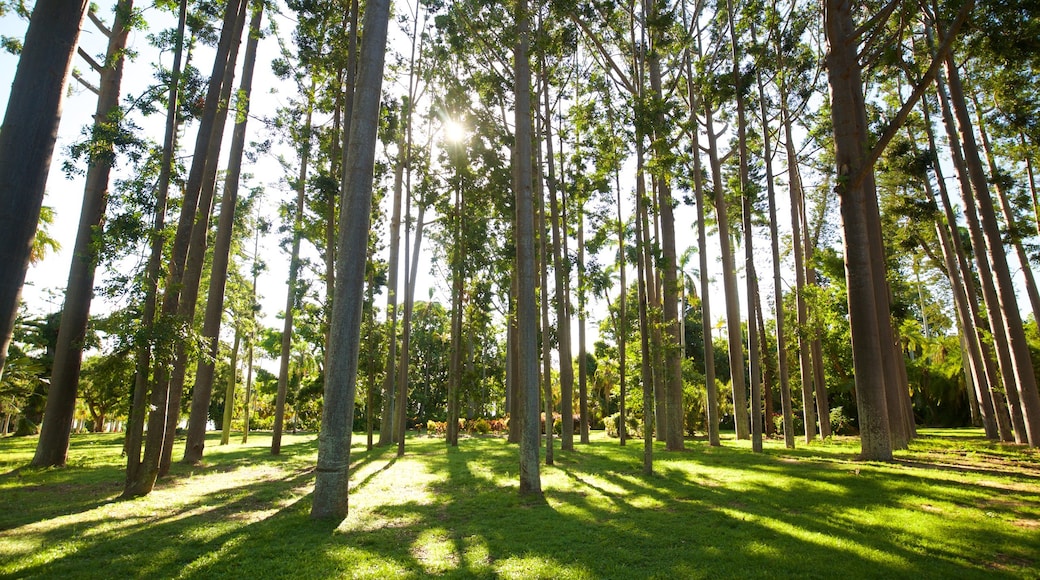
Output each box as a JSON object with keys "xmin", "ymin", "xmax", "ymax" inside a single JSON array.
[
  {"xmin": 825, "ymin": 0, "xmax": 892, "ymax": 461},
  {"xmin": 647, "ymin": 0, "xmax": 683, "ymax": 451},
  {"xmin": 32, "ymin": 1, "xmax": 133, "ymax": 468},
  {"xmin": 184, "ymin": 4, "xmax": 263, "ymax": 464},
  {"xmin": 703, "ymin": 103, "xmax": 749, "ymax": 439},
  {"xmin": 310, "ymin": 0, "xmax": 393, "ymax": 520},
  {"xmin": 727, "ymin": 0, "xmax": 762, "ymax": 452},
  {"xmin": 755, "ymin": 34, "xmax": 794, "ymax": 448},
  {"xmin": 929, "ymin": 75, "xmax": 1016, "ymax": 442},
  {"xmin": 220, "ymin": 326, "xmax": 241, "ymax": 445},
  {"xmin": 542, "ymin": 79, "xmax": 575, "ymax": 452},
  {"xmin": 614, "ymin": 112, "xmax": 630, "ymax": 446},
  {"xmin": 533, "ymin": 92, "xmax": 554, "ymax": 462},
  {"xmin": 0, "ymin": 0, "xmax": 89, "ymax": 380},
  {"xmin": 241, "ymin": 204, "xmax": 261, "ymax": 445},
  {"xmin": 944, "ymin": 54, "xmax": 1040, "ymax": 445},
  {"xmin": 577, "ymin": 209, "xmax": 590, "ymax": 444},
  {"xmin": 154, "ymin": 0, "xmax": 248, "ymax": 478},
  {"xmin": 380, "ymin": 131, "xmax": 404, "ymax": 447},
  {"xmin": 273, "ymin": 87, "xmax": 315, "ymax": 456},
  {"xmin": 514, "ymin": 0, "xmax": 542, "ymax": 495},
  {"xmin": 636, "ymin": 157, "xmax": 654, "ymax": 475},
  {"xmin": 124, "ymin": 0, "xmax": 187, "ymax": 497},
  {"xmin": 447, "ymin": 170, "xmax": 465, "ymax": 447},
  {"xmin": 682, "ymin": 20, "xmax": 719, "ymax": 446},
  {"xmin": 973, "ymin": 98, "xmax": 1040, "ymax": 326}
]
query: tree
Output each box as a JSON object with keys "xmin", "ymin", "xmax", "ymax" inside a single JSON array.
[
  {"xmin": 32, "ymin": 0, "xmax": 135, "ymax": 467},
  {"xmin": 184, "ymin": 2, "xmax": 264, "ymax": 464},
  {"xmin": 311, "ymin": 0, "xmax": 393, "ymax": 519},
  {"xmin": 515, "ymin": 0, "xmax": 542, "ymax": 496},
  {"xmin": 0, "ymin": 1, "xmax": 89, "ymax": 380}
]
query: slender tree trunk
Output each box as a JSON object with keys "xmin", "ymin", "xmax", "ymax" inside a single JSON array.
[
  {"xmin": 515, "ymin": 0, "xmax": 542, "ymax": 495},
  {"xmin": 542, "ymin": 79, "xmax": 575, "ymax": 452},
  {"xmin": 157, "ymin": 0, "xmax": 249, "ymax": 477},
  {"xmin": 779, "ymin": 70, "xmax": 826, "ymax": 440},
  {"xmin": 220, "ymin": 326, "xmax": 241, "ymax": 445},
  {"xmin": 397, "ymin": 186, "xmax": 427, "ymax": 452},
  {"xmin": 755, "ymin": 37, "xmax": 794, "ymax": 448},
  {"xmin": 927, "ymin": 166, "xmax": 999, "ymax": 439},
  {"xmin": 310, "ymin": 0, "xmax": 392, "ymax": 519},
  {"xmin": 33, "ymin": 1, "xmax": 133, "ymax": 468},
  {"xmin": 533, "ymin": 93, "xmax": 554, "ymax": 462},
  {"xmin": 944, "ymin": 54, "xmax": 1040, "ymax": 445},
  {"xmin": 447, "ymin": 171, "xmax": 465, "ymax": 447},
  {"xmin": 130, "ymin": 0, "xmax": 245, "ymax": 496},
  {"xmin": 973, "ymin": 99, "xmax": 1040, "ymax": 325},
  {"xmin": 683, "ymin": 20, "xmax": 719, "ymax": 446},
  {"xmin": 124, "ymin": 0, "xmax": 187, "ymax": 496},
  {"xmin": 273, "ymin": 88, "xmax": 315, "ymax": 456},
  {"xmin": 577, "ymin": 210, "xmax": 590, "ymax": 444},
  {"xmin": 0, "ymin": 0, "xmax": 89, "ymax": 380},
  {"xmin": 638, "ymin": 156, "xmax": 667, "ymax": 442},
  {"xmin": 380, "ymin": 134, "xmax": 404, "ymax": 447},
  {"xmin": 930, "ymin": 84, "xmax": 1017, "ymax": 442},
  {"xmin": 636, "ymin": 156, "xmax": 654, "ymax": 475},
  {"xmin": 645, "ymin": 0, "xmax": 683, "ymax": 450},
  {"xmin": 727, "ymin": 0, "xmax": 762, "ymax": 452},
  {"xmin": 614, "ymin": 115, "xmax": 630, "ymax": 446},
  {"xmin": 538, "ymin": 179, "xmax": 555, "ymax": 465},
  {"xmin": 184, "ymin": 4, "xmax": 263, "ymax": 464},
  {"xmin": 703, "ymin": 103, "xmax": 749, "ymax": 439}
]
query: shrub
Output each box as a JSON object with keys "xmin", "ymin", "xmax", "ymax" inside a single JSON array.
[
  {"xmin": 830, "ymin": 406, "xmax": 857, "ymax": 436},
  {"xmin": 773, "ymin": 411, "xmax": 804, "ymax": 437},
  {"xmin": 474, "ymin": 418, "xmax": 491, "ymax": 434},
  {"xmin": 427, "ymin": 420, "xmax": 447, "ymax": 435},
  {"xmin": 605, "ymin": 413, "xmax": 620, "ymax": 438},
  {"xmin": 488, "ymin": 417, "xmax": 508, "ymax": 434}
]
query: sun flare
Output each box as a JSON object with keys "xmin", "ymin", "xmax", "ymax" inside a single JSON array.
[{"xmin": 443, "ymin": 119, "xmax": 466, "ymax": 143}]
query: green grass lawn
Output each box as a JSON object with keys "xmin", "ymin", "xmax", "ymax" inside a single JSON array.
[{"xmin": 1, "ymin": 429, "xmax": 1038, "ymax": 579}]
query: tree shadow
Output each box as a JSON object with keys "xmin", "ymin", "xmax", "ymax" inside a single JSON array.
[{"xmin": 2, "ymin": 432, "xmax": 1038, "ymax": 578}]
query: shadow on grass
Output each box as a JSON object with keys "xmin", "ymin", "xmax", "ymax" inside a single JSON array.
[{"xmin": 2, "ymin": 431, "xmax": 1039, "ymax": 578}]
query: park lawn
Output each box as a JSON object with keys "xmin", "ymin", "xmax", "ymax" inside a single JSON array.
[{"xmin": 1, "ymin": 428, "xmax": 1038, "ymax": 579}]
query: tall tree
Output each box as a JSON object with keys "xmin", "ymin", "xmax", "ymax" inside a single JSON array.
[
  {"xmin": 515, "ymin": 0, "xmax": 542, "ymax": 496},
  {"xmin": 0, "ymin": 1, "xmax": 89, "ymax": 380},
  {"xmin": 311, "ymin": 0, "xmax": 394, "ymax": 519},
  {"xmin": 32, "ymin": 1, "xmax": 134, "ymax": 468},
  {"xmin": 124, "ymin": 0, "xmax": 188, "ymax": 497},
  {"xmin": 184, "ymin": 3, "xmax": 264, "ymax": 464}
]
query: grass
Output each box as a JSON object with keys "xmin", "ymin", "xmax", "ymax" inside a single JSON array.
[{"xmin": 1, "ymin": 428, "xmax": 1038, "ymax": 579}]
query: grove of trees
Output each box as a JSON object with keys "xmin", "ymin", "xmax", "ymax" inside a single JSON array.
[{"xmin": 1, "ymin": 0, "xmax": 1039, "ymax": 519}]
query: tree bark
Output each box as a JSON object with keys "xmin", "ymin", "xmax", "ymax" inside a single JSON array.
[
  {"xmin": 542, "ymin": 78, "xmax": 575, "ymax": 452},
  {"xmin": 944, "ymin": 54, "xmax": 1040, "ymax": 445},
  {"xmin": 514, "ymin": 0, "xmax": 542, "ymax": 496},
  {"xmin": 0, "ymin": 0, "xmax": 89, "ymax": 380},
  {"xmin": 703, "ymin": 103, "xmax": 749, "ymax": 439},
  {"xmin": 311, "ymin": 0, "xmax": 393, "ymax": 520},
  {"xmin": 124, "ymin": 0, "xmax": 187, "ymax": 497},
  {"xmin": 825, "ymin": 0, "xmax": 892, "ymax": 461},
  {"xmin": 33, "ymin": 1, "xmax": 133, "ymax": 468},
  {"xmin": 184, "ymin": 4, "xmax": 263, "ymax": 464},
  {"xmin": 646, "ymin": 0, "xmax": 683, "ymax": 451},
  {"xmin": 754, "ymin": 30, "xmax": 794, "ymax": 448},
  {"xmin": 220, "ymin": 326, "xmax": 241, "ymax": 445},
  {"xmin": 273, "ymin": 87, "xmax": 315, "ymax": 456},
  {"xmin": 152, "ymin": 0, "xmax": 248, "ymax": 479},
  {"xmin": 380, "ymin": 131, "xmax": 404, "ymax": 447}
]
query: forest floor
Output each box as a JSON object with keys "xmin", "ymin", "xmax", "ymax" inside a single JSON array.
[{"xmin": 1, "ymin": 428, "xmax": 1038, "ymax": 578}]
